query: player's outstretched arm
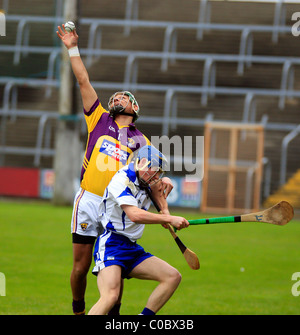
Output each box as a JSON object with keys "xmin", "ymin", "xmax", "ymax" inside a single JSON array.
[
  {"xmin": 121, "ymin": 205, "xmax": 189, "ymax": 231},
  {"xmin": 56, "ymin": 24, "xmax": 98, "ymax": 112}
]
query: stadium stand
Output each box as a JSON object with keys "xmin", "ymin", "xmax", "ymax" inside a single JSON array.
[
  {"xmin": 264, "ymin": 168, "xmax": 300, "ymax": 209},
  {"xmin": 0, "ymin": 0, "xmax": 299, "ymax": 208}
]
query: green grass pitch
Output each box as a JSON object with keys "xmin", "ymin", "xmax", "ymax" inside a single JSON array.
[{"xmin": 0, "ymin": 200, "xmax": 299, "ymax": 315}]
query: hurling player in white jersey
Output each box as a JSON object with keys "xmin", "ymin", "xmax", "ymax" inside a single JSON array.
[{"xmin": 89, "ymin": 146, "xmax": 189, "ymax": 315}]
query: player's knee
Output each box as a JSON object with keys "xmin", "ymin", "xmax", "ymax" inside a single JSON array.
[
  {"xmin": 105, "ymin": 290, "xmax": 120, "ymax": 307},
  {"xmin": 167, "ymin": 268, "xmax": 182, "ymax": 289},
  {"xmin": 72, "ymin": 262, "xmax": 89, "ymax": 278},
  {"xmin": 173, "ymin": 270, "xmax": 182, "ymax": 287}
]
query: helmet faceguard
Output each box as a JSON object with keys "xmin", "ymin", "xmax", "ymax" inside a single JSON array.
[
  {"xmin": 133, "ymin": 145, "xmax": 168, "ymax": 188},
  {"xmin": 108, "ymin": 91, "xmax": 140, "ymax": 122}
]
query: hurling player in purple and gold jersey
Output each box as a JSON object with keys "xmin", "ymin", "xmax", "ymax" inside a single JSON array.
[{"xmin": 57, "ymin": 24, "xmax": 173, "ymax": 315}]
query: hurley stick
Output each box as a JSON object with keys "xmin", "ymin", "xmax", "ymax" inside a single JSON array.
[
  {"xmin": 188, "ymin": 201, "xmax": 294, "ymax": 226},
  {"xmin": 146, "ymin": 188, "xmax": 200, "ymax": 270}
]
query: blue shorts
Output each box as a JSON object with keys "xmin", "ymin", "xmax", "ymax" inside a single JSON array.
[{"xmin": 92, "ymin": 230, "xmax": 153, "ymax": 279}]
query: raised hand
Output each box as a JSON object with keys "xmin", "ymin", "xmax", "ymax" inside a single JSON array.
[{"xmin": 56, "ymin": 24, "xmax": 79, "ymax": 49}]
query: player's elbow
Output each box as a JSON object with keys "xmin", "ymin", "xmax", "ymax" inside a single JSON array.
[
  {"xmin": 127, "ymin": 211, "xmax": 142, "ymax": 224},
  {"xmin": 123, "ymin": 206, "xmax": 144, "ymax": 224}
]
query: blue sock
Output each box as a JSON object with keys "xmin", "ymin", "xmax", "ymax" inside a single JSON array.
[{"xmin": 140, "ymin": 307, "xmax": 155, "ymax": 315}]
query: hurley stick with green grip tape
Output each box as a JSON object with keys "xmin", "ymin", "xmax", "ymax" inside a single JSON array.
[{"xmin": 188, "ymin": 201, "xmax": 293, "ymax": 226}]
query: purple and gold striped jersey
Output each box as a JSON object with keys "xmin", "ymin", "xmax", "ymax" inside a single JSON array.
[{"xmin": 80, "ymin": 99, "xmax": 150, "ymax": 196}]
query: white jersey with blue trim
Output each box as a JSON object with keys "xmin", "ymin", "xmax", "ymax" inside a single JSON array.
[{"xmin": 98, "ymin": 162, "xmax": 151, "ymax": 242}]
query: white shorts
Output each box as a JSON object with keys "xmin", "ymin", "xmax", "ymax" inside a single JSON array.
[{"xmin": 71, "ymin": 188, "xmax": 104, "ymax": 238}]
